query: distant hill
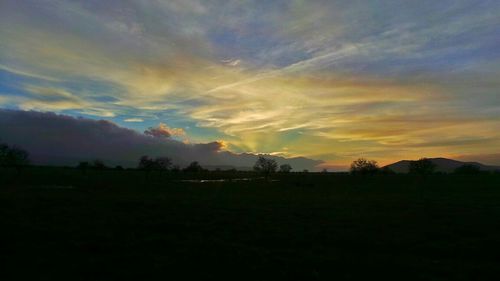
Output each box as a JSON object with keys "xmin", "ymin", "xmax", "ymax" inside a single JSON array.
[{"xmin": 384, "ymin": 158, "xmax": 500, "ymax": 173}]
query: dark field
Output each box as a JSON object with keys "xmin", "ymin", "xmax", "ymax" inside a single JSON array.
[{"xmin": 1, "ymin": 168, "xmax": 500, "ymax": 280}]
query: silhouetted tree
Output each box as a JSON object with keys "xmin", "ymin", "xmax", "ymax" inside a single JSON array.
[
  {"xmin": 171, "ymin": 165, "xmax": 181, "ymax": 173},
  {"xmin": 454, "ymin": 164, "xmax": 481, "ymax": 175},
  {"xmin": 183, "ymin": 161, "xmax": 204, "ymax": 172},
  {"xmin": 92, "ymin": 159, "xmax": 106, "ymax": 170},
  {"xmin": 254, "ymin": 157, "xmax": 277, "ymax": 179},
  {"xmin": 350, "ymin": 158, "xmax": 379, "ymax": 175},
  {"xmin": 138, "ymin": 156, "xmax": 155, "ymax": 170},
  {"xmin": 321, "ymin": 168, "xmax": 328, "ymax": 173},
  {"xmin": 77, "ymin": 161, "xmax": 90, "ymax": 174},
  {"xmin": 279, "ymin": 163, "xmax": 292, "ymax": 173},
  {"xmin": 0, "ymin": 143, "xmax": 30, "ymax": 168},
  {"xmin": 77, "ymin": 161, "xmax": 89, "ymax": 170},
  {"xmin": 409, "ymin": 158, "xmax": 436, "ymax": 175},
  {"xmin": 155, "ymin": 157, "xmax": 172, "ymax": 171},
  {"xmin": 138, "ymin": 156, "xmax": 172, "ymax": 172}
]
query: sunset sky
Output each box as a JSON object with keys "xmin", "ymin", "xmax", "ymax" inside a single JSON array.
[{"xmin": 1, "ymin": 0, "xmax": 499, "ymax": 169}]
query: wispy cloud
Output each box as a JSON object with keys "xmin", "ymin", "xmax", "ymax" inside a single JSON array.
[
  {"xmin": 1, "ymin": 0, "xmax": 499, "ymax": 165},
  {"xmin": 124, "ymin": 118, "xmax": 144, "ymax": 122}
]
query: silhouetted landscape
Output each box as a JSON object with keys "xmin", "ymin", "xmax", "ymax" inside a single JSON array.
[
  {"xmin": 384, "ymin": 158, "xmax": 500, "ymax": 173},
  {"xmin": 2, "ymin": 142, "xmax": 500, "ymax": 280}
]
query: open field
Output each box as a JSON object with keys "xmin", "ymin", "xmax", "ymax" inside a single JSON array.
[{"xmin": 1, "ymin": 168, "xmax": 500, "ymax": 280}]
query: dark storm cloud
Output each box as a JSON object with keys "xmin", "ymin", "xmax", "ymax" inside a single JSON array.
[{"xmin": 0, "ymin": 109, "xmax": 322, "ymax": 170}]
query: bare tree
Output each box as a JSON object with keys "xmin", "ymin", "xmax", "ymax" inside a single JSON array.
[
  {"xmin": 254, "ymin": 156, "xmax": 278, "ymax": 180},
  {"xmin": 350, "ymin": 158, "xmax": 379, "ymax": 175}
]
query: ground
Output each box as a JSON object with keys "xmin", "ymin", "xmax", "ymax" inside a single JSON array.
[{"xmin": 1, "ymin": 168, "xmax": 500, "ymax": 280}]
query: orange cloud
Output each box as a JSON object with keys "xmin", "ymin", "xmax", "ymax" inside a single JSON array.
[{"xmin": 144, "ymin": 123, "xmax": 186, "ymax": 139}]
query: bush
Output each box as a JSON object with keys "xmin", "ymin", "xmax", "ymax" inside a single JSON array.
[
  {"xmin": 92, "ymin": 159, "xmax": 107, "ymax": 170},
  {"xmin": 183, "ymin": 161, "xmax": 204, "ymax": 172},
  {"xmin": 350, "ymin": 158, "xmax": 379, "ymax": 175},
  {"xmin": 279, "ymin": 164, "xmax": 292, "ymax": 173},
  {"xmin": 138, "ymin": 156, "xmax": 172, "ymax": 171}
]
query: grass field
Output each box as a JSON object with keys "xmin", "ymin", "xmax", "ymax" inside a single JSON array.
[{"xmin": 1, "ymin": 167, "xmax": 500, "ymax": 280}]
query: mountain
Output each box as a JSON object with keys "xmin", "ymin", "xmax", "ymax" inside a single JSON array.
[{"xmin": 384, "ymin": 158, "xmax": 500, "ymax": 173}]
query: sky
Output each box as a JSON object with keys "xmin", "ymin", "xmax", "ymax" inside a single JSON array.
[{"xmin": 1, "ymin": 0, "xmax": 499, "ymax": 169}]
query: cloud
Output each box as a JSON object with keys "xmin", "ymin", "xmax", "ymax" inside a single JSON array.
[
  {"xmin": 144, "ymin": 123, "xmax": 186, "ymax": 139},
  {"xmin": 0, "ymin": 64, "xmax": 60, "ymax": 82},
  {"xmin": 124, "ymin": 118, "xmax": 144, "ymax": 122},
  {"xmin": 454, "ymin": 153, "xmax": 500, "ymax": 166},
  {"xmin": 221, "ymin": 59, "xmax": 241, "ymax": 67},
  {"xmin": 0, "ymin": 109, "xmax": 323, "ymax": 170}
]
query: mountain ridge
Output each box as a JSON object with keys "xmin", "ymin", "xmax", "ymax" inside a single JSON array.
[{"xmin": 384, "ymin": 157, "xmax": 500, "ymax": 173}]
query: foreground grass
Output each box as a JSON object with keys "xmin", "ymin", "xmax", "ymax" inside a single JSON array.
[{"xmin": 1, "ymin": 168, "xmax": 500, "ymax": 280}]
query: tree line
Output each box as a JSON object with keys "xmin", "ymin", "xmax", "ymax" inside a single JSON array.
[
  {"xmin": 0, "ymin": 142, "xmax": 493, "ymax": 175},
  {"xmin": 0, "ymin": 143, "xmax": 30, "ymax": 168},
  {"xmin": 75, "ymin": 155, "xmax": 293, "ymax": 175}
]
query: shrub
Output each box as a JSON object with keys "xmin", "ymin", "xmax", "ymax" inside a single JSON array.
[
  {"xmin": 350, "ymin": 158, "xmax": 379, "ymax": 175},
  {"xmin": 92, "ymin": 159, "xmax": 106, "ymax": 170},
  {"xmin": 183, "ymin": 161, "xmax": 204, "ymax": 172},
  {"xmin": 279, "ymin": 164, "xmax": 292, "ymax": 173},
  {"xmin": 138, "ymin": 156, "xmax": 172, "ymax": 171}
]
